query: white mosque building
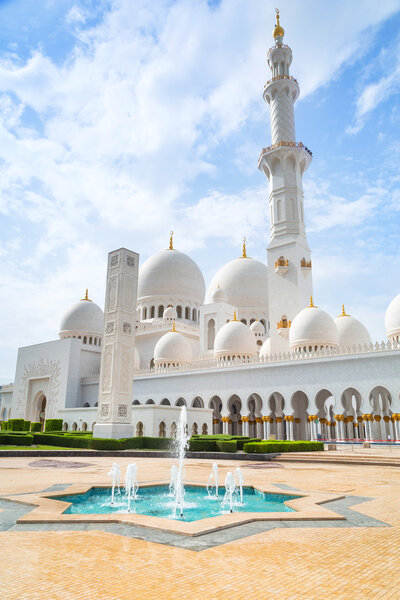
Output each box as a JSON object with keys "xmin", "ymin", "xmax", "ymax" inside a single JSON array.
[{"xmin": 2, "ymin": 12, "xmax": 400, "ymax": 442}]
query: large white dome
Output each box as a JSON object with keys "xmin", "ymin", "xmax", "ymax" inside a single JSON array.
[
  {"xmin": 138, "ymin": 248, "xmax": 205, "ymax": 305},
  {"xmin": 385, "ymin": 293, "xmax": 400, "ymax": 341},
  {"xmin": 154, "ymin": 330, "xmax": 193, "ymax": 366},
  {"xmin": 214, "ymin": 318, "xmax": 257, "ymax": 359},
  {"xmin": 206, "ymin": 257, "xmax": 268, "ymax": 309},
  {"xmin": 334, "ymin": 307, "xmax": 371, "ymax": 347},
  {"xmin": 289, "ymin": 302, "xmax": 339, "ymax": 351},
  {"xmin": 59, "ymin": 295, "xmax": 104, "ymax": 338},
  {"xmin": 259, "ymin": 337, "xmax": 271, "ymax": 358}
]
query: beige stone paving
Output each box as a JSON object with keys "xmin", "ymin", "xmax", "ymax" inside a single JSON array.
[{"xmin": 0, "ymin": 455, "xmax": 399, "ymax": 599}]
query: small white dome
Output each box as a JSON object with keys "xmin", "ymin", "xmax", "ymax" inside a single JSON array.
[
  {"xmin": 154, "ymin": 330, "xmax": 193, "ymax": 366},
  {"xmin": 385, "ymin": 293, "xmax": 400, "ymax": 341},
  {"xmin": 250, "ymin": 320, "xmax": 265, "ymax": 335},
  {"xmin": 214, "ymin": 318, "xmax": 257, "ymax": 359},
  {"xmin": 210, "ymin": 286, "xmax": 226, "ymax": 303},
  {"xmin": 163, "ymin": 306, "xmax": 177, "ymax": 320},
  {"xmin": 334, "ymin": 307, "xmax": 371, "ymax": 347},
  {"xmin": 289, "ymin": 301, "xmax": 338, "ymax": 351},
  {"xmin": 259, "ymin": 338, "xmax": 271, "ymax": 358},
  {"xmin": 59, "ymin": 294, "xmax": 103, "ymax": 338},
  {"xmin": 138, "ymin": 248, "xmax": 205, "ymax": 305},
  {"xmin": 207, "ymin": 256, "xmax": 268, "ymax": 310}
]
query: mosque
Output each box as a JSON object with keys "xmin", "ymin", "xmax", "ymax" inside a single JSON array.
[{"xmin": 1, "ymin": 12, "xmax": 400, "ymax": 442}]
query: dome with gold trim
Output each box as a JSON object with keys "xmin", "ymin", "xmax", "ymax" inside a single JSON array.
[{"xmin": 59, "ymin": 290, "xmax": 104, "ymax": 339}]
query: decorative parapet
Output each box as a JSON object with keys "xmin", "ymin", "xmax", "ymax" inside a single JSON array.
[
  {"xmin": 275, "ymin": 258, "xmax": 289, "ymax": 275},
  {"xmin": 265, "ymin": 74, "xmax": 298, "ymax": 86},
  {"xmin": 136, "ymin": 320, "xmax": 200, "ymax": 336},
  {"xmin": 300, "ymin": 258, "xmax": 312, "ymax": 269},
  {"xmin": 258, "ymin": 141, "xmax": 312, "ymax": 162},
  {"xmin": 134, "ymin": 339, "xmax": 400, "ymax": 377}
]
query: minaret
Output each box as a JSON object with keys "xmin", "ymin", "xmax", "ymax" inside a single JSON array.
[{"xmin": 258, "ymin": 9, "xmax": 313, "ymax": 354}]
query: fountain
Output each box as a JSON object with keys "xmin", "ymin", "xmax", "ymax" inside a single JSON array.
[
  {"xmin": 169, "ymin": 464, "xmax": 177, "ymax": 495},
  {"xmin": 207, "ymin": 463, "xmax": 219, "ymax": 497},
  {"xmin": 172, "ymin": 405, "xmax": 189, "ymax": 518},
  {"xmin": 125, "ymin": 463, "xmax": 138, "ymax": 512},
  {"xmin": 235, "ymin": 467, "xmax": 244, "ymax": 504},
  {"xmin": 222, "ymin": 471, "xmax": 236, "ymax": 513},
  {"xmin": 107, "ymin": 462, "xmax": 121, "ymax": 505}
]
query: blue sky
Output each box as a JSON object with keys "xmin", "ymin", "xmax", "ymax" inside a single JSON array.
[{"xmin": 0, "ymin": 0, "xmax": 400, "ymax": 383}]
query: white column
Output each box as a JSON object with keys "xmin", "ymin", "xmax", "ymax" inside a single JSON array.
[
  {"xmin": 394, "ymin": 419, "xmax": 400, "ymax": 442},
  {"xmin": 222, "ymin": 419, "xmax": 229, "ymax": 435},
  {"xmin": 289, "ymin": 419, "xmax": 294, "ymax": 441},
  {"xmin": 276, "ymin": 418, "xmax": 284, "ymax": 440},
  {"xmin": 94, "ymin": 248, "xmax": 139, "ymax": 439}
]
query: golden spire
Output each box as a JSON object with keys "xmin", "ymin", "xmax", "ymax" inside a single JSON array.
[
  {"xmin": 338, "ymin": 304, "xmax": 349, "ymax": 317},
  {"xmin": 309, "ymin": 296, "xmax": 315, "ymax": 308},
  {"xmin": 241, "ymin": 236, "xmax": 247, "ymax": 258},
  {"xmin": 232, "ymin": 310, "xmax": 238, "ymax": 321},
  {"xmin": 172, "ymin": 320, "xmax": 176, "ymax": 332},
  {"xmin": 273, "ymin": 8, "xmax": 284, "ymax": 40},
  {"xmin": 81, "ymin": 289, "xmax": 92, "ymax": 302},
  {"xmin": 169, "ymin": 230, "xmax": 174, "ymax": 250}
]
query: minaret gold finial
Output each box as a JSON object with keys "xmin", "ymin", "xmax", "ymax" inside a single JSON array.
[
  {"xmin": 233, "ymin": 310, "xmax": 237, "ymax": 321},
  {"xmin": 172, "ymin": 320, "xmax": 176, "ymax": 332},
  {"xmin": 81, "ymin": 289, "xmax": 92, "ymax": 302},
  {"xmin": 169, "ymin": 230, "xmax": 174, "ymax": 250},
  {"xmin": 273, "ymin": 8, "xmax": 284, "ymax": 40},
  {"xmin": 242, "ymin": 236, "xmax": 247, "ymax": 258},
  {"xmin": 338, "ymin": 304, "xmax": 349, "ymax": 317},
  {"xmin": 309, "ymin": 296, "xmax": 314, "ymax": 308}
]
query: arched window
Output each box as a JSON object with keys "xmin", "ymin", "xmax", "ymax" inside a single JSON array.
[
  {"xmin": 288, "ymin": 198, "xmax": 295, "ymax": 220},
  {"xmin": 277, "ymin": 199, "xmax": 282, "ymax": 221},
  {"xmin": 93, "ymin": 338, "xmax": 97, "ymax": 345},
  {"xmin": 63, "ymin": 422, "xmax": 68, "ymax": 432},
  {"xmin": 207, "ymin": 319, "xmax": 215, "ymax": 350},
  {"xmin": 83, "ymin": 336, "xmax": 87, "ymax": 344},
  {"xmin": 192, "ymin": 308, "xmax": 197, "ymax": 322},
  {"xmin": 89, "ymin": 337, "xmax": 92, "ymax": 345},
  {"xmin": 150, "ymin": 306, "xmax": 155, "ymax": 318},
  {"xmin": 185, "ymin": 306, "xmax": 190, "ymax": 320},
  {"xmin": 136, "ymin": 421, "xmax": 144, "ymax": 437},
  {"xmin": 176, "ymin": 305, "xmax": 182, "ymax": 318},
  {"xmin": 202, "ymin": 423, "xmax": 208, "ymax": 435},
  {"xmin": 150, "ymin": 358, "xmax": 155, "ymax": 369},
  {"xmin": 192, "ymin": 423, "xmax": 198, "ymax": 435},
  {"xmin": 83, "ymin": 402, "xmax": 90, "ymax": 407},
  {"xmin": 143, "ymin": 307, "xmax": 147, "ymax": 320},
  {"xmin": 159, "ymin": 421, "xmax": 166, "ymax": 438},
  {"xmin": 250, "ymin": 318, "xmax": 255, "ymax": 325},
  {"xmin": 241, "ymin": 319, "xmax": 247, "ymax": 325},
  {"xmin": 98, "ymin": 339, "xmax": 101, "ymax": 346},
  {"xmin": 160, "ymin": 398, "xmax": 170, "ymax": 406},
  {"xmin": 158, "ymin": 305, "xmax": 164, "ymax": 318},
  {"xmin": 82, "ymin": 422, "xmax": 88, "ymax": 432},
  {"xmin": 257, "ymin": 339, "xmax": 262, "ymax": 347},
  {"xmin": 171, "ymin": 422, "xmax": 177, "ymax": 438},
  {"xmin": 72, "ymin": 422, "xmax": 78, "ymax": 431}
]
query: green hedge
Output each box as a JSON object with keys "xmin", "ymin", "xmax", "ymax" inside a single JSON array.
[
  {"xmin": 0, "ymin": 434, "xmax": 33, "ymax": 446},
  {"xmin": 216, "ymin": 440, "xmax": 237, "ymax": 453},
  {"xmin": 30, "ymin": 422, "xmax": 42, "ymax": 432},
  {"xmin": 189, "ymin": 438, "xmax": 219, "ymax": 452},
  {"xmin": 0, "ymin": 421, "xmax": 8, "ymax": 430},
  {"xmin": 143, "ymin": 437, "xmax": 172, "ymax": 450},
  {"xmin": 243, "ymin": 441, "xmax": 324, "ymax": 454},
  {"xmin": 31, "ymin": 433, "xmax": 172, "ymax": 451},
  {"xmin": 44, "ymin": 419, "xmax": 63, "ymax": 432},
  {"xmin": 235, "ymin": 437, "xmax": 261, "ymax": 450},
  {"xmin": 7, "ymin": 419, "xmax": 25, "ymax": 431}
]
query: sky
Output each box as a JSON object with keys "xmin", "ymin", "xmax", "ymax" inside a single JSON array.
[{"xmin": 0, "ymin": 0, "xmax": 400, "ymax": 383}]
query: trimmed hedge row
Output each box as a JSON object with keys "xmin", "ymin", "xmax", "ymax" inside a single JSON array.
[
  {"xmin": 216, "ymin": 440, "xmax": 237, "ymax": 452},
  {"xmin": 0, "ymin": 433, "xmax": 33, "ymax": 446},
  {"xmin": 44, "ymin": 419, "xmax": 63, "ymax": 432},
  {"xmin": 243, "ymin": 441, "xmax": 324, "ymax": 453},
  {"xmin": 30, "ymin": 422, "xmax": 42, "ymax": 432}
]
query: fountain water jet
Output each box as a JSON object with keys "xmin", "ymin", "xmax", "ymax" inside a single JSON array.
[
  {"xmin": 222, "ymin": 471, "xmax": 236, "ymax": 513},
  {"xmin": 235, "ymin": 467, "xmax": 244, "ymax": 504},
  {"xmin": 108, "ymin": 462, "xmax": 121, "ymax": 505},
  {"xmin": 173, "ymin": 405, "xmax": 189, "ymax": 518},
  {"xmin": 169, "ymin": 464, "xmax": 177, "ymax": 495},
  {"xmin": 207, "ymin": 463, "xmax": 219, "ymax": 497},
  {"xmin": 125, "ymin": 463, "xmax": 138, "ymax": 512}
]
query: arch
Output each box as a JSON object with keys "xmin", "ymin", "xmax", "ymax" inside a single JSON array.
[
  {"xmin": 83, "ymin": 336, "xmax": 87, "ymax": 344},
  {"xmin": 150, "ymin": 306, "xmax": 155, "ymax": 318},
  {"xmin": 91, "ymin": 421, "xmax": 96, "ymax": 430},
  {"xmin": 277, "ymin": 199, "xmax": 282, "ymax": 221},
  {"xmin": 145, "ymin": 398, "xmax": 155, "ymax": 405},
  {"xmin": 341, "ymin": 387, "xmax": 363, "ymax": 413},
  {"xmin": 89, "ymin": 337, "xmax": 92, "ymax": 345},
  {"xmin": 143, "ymin": 307, "xmax": 147, "ymax": 320},
  {"xmin": 94, "ymin": 402, "xmax": 98, "ymax": 407},
  {"xmin": 136, "ymin": 421, "xmax": 144, "ymax": 437},
  {"xmin": 314, "ymin": 389, "xmax": 335, "ymax": 415},
  {"xmin": 160, "ymin": 398, "xmax": 171, "ymax": 406},
  {"xmin": 208, "ymin": 395, "xmax": 222, "ymax": 433},
  {"xmin": 227, "ymin": 394, "xmax": 242, "ymax": 436},
  {"xmin": 241, "ymin": 318, "xmax": 247, "ymax": 325},
  {"xmin": 260, "ymin": 319, "xmax": 266, "ymax": 332},
  {"xmin": 62, "ymin": 422, "xmax": 68, "ymax": 432},
  {"xmin": 192, "ymin": 308, "xmax": 197, "ymax": 322},
  {"xmin": 291, "ymin": 390, "xmax": 309, "ymax": 441},
  {"xmin": 132, "ymin": 399, "xmax": 140, "ymax": 405},
  {"xmin": 368, "ymin": 386, "xmax": 392, "ymax": 412},
  {"xmin": 268, "ymin": 391, "xmax": 285, "ymax": 415},
  {"xmin": 185, "ymin": 306, "xmax": 190, "ymax": 320},
  {"xmin": 159, "ymin": 421, "xmax": 166, "ymax": 438},
  {"xmin": 202, "ymin": 423, "xmax": 208, "ymax": 435},
  {"xmin": 175, "ymin": 397, "xmax": 187, "ymax": 407},
  {"xmin": 207, "ymin": 319, "xmax": 215, "ymax": 350},
  {"xmin": 176, "ymin": 305, "xmax": 182, "ymax": 318},
  {"xmin": 192, "ymin": 396, "xmax": 204, "ymax": 408},
  {"xmin": 82, "ymin": 422, "xmax": 88, "ymax": 432},
  {"xmin": 171, "ymin": 422, "xmax": 177, "ymax": 438},
  {"xmin": 150, "ymin": 358, "xmax": 155, "ymax": 369},
  {"xmin": 192, "ymin": 423, "xmax": 198, "ymax": 436},
  {"xmin": 158, "ymin": 305, "xmax": 164, "ymax": 318},
  {"xmin": 83, "ymin": 402, "xmax": 90, "ymax": 408},
  {"xmin": 246, "ymin": 393, "xmax": 262, "ymax": 416},
  {"xmin": 72, "ymin": 422, "xmax": 78, "ymax": 431}
]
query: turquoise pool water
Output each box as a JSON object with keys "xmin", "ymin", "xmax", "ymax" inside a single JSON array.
[{"xmin": 57, "ymin": 485, "xmax": 300, "ymax": 522}]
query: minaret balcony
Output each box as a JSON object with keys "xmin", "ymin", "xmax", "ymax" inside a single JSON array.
[
  {"xmin": 275, "ymin": 258, "xmax": 289, "ymax": 275},
  {"xmin": 265, "ymin": 75, "xmax": 298, "ymax": 87},
  {"xmin": 258, "ymin": 141, "xmax": 312, "ymax": 171},
  {"xmin": 300, "ymin": 259, "xmax": 312, "ymax": 273},
  {"xmin": 277, "ymin": 319, "xmax": 291, "ymax": 338}
]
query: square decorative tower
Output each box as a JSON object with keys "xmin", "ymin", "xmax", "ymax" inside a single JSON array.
[{"xmin": 93, "ymin": 248, "xmax": 139, "ymax": 439}]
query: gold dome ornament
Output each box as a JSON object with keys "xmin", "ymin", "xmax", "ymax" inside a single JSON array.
[
  {"xmin": 273, "ymin": 8, "xmax": 284, "ymax": 40},
  {"xmin": 169, "ymin": 230, "xmax": 174, "ymax": 250},
  {"xmin": 338, "ymin": 304, "xmax": 349, "ymax": 317},
  {"xmin": 81, "ymin": 289, "xmax": 92, "ymax": 302}
]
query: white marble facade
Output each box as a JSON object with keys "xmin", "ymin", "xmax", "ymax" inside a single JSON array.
[{"xmin": 2, "ymin": 14, "xmax": 400, "ymax": 441}]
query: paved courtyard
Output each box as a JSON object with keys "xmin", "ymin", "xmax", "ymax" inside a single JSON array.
[{"xmin": 0, "ymin": 453, "xmax": 399, "ymax": 599}]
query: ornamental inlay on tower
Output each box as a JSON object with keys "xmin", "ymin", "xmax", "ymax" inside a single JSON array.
[{"xmin": 258, "ymin": 9, "xmax": 314, "ymax": 354}]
